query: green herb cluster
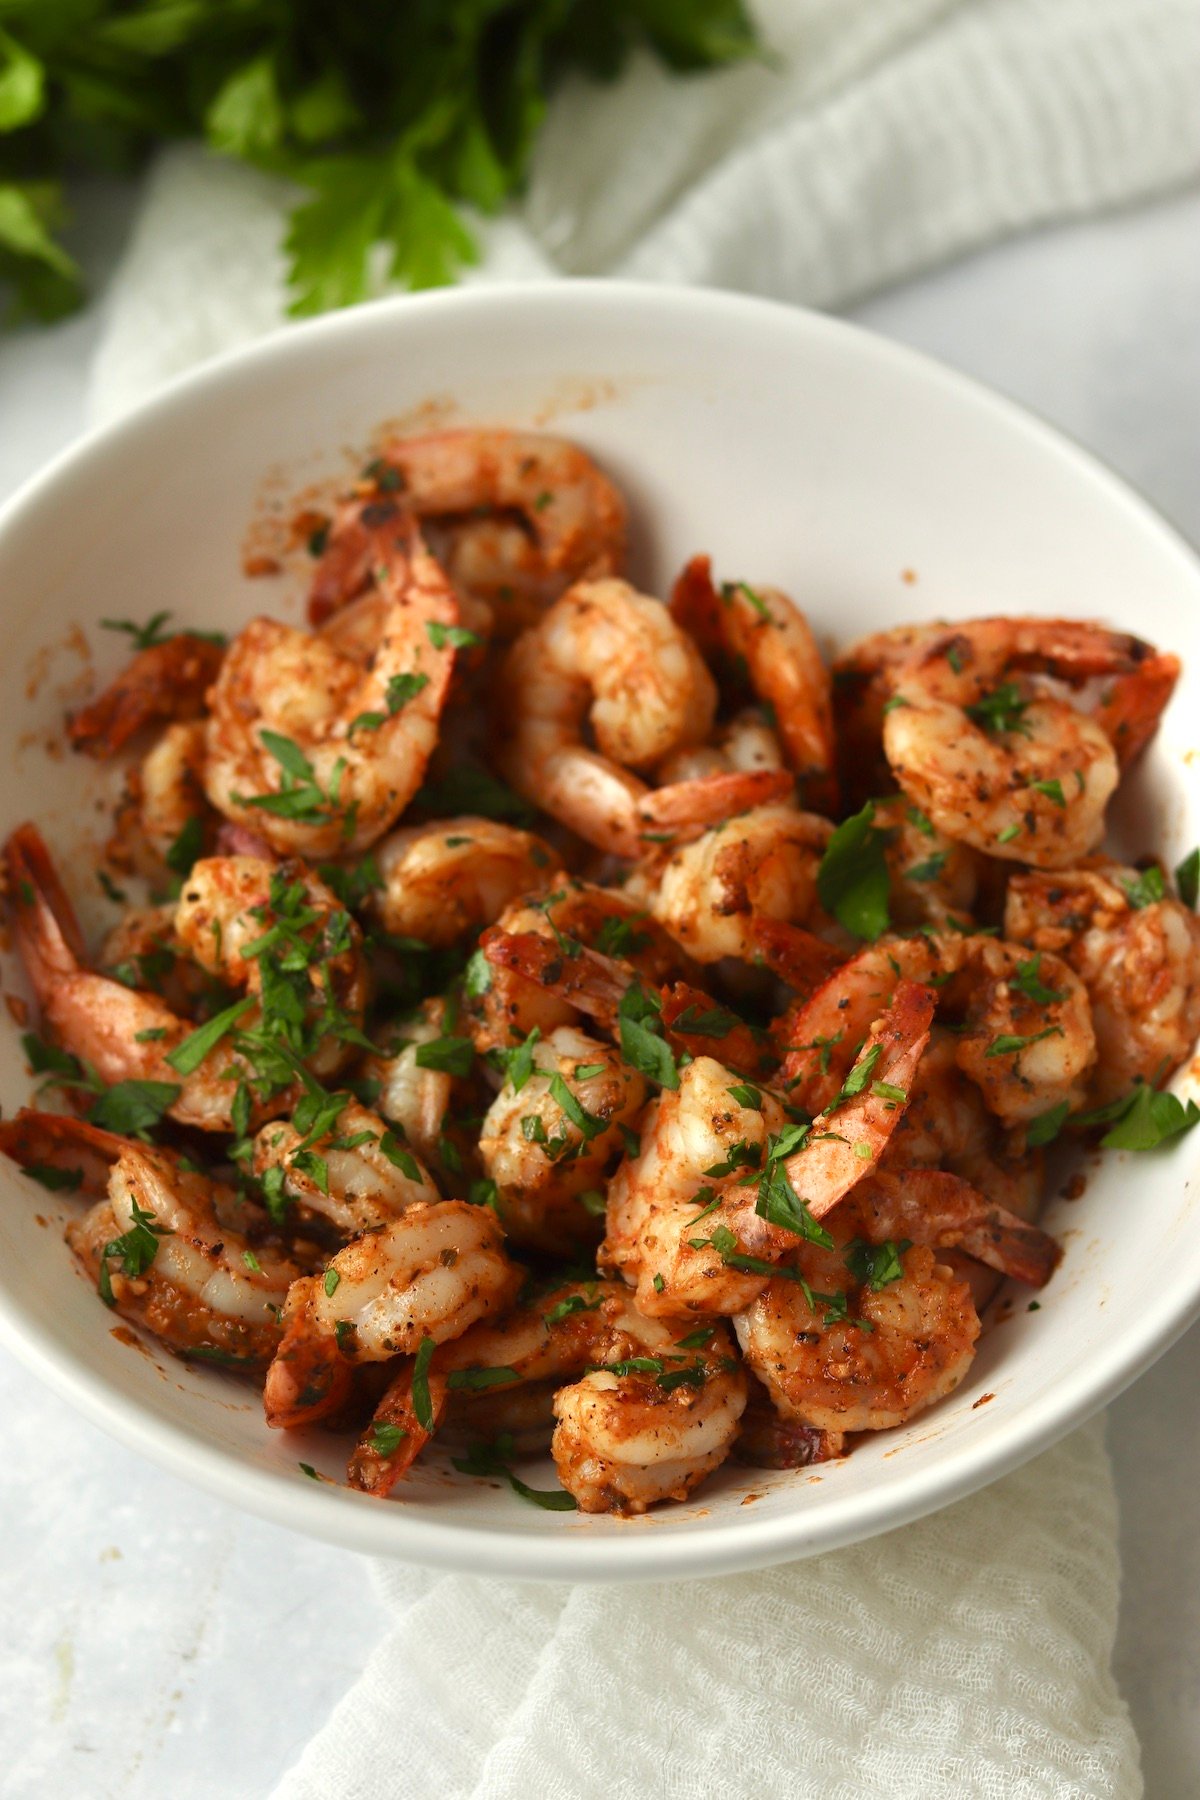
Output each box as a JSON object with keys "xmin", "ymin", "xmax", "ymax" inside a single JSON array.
[{"xmin": 0, "ymin": 1, "xmax": 756, "ymax": 327}]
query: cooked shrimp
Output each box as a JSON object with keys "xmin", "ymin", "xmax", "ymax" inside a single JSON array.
[
  {"xmin": 881, "ymin": 619, "xmax": 1177, "ymax": 866},
  {"xmin": 252, "ymin": 1101, "xmax": 440, "ymax": 1238},
  {"xmin": 832, "ymin": 621, "xmax": 952, "ymax": 806},
  {"xmin": 869, "ymin": 795, "xmax": 980, "ymax": 928},
  {"xmin": 481, "ymin": 925, "xmax": 778, "ymax": 1081},
  {"xmin": 655, "ymin": 706, "xmax": 786, "ymax": 783},
  {"xmin": 465, "ymin": 878, "xmax": 693, "ymax": 1054},
  {"xmin": 604, "ymin": 982, "xmax": 934, "ymax": 1319},
  {"xmin": 350, "ymin": 1279, "xmax": 746, "ymax": 1512},
  {"xmin": 497, "ymin": 577, "xmax": 791, "ymax": 856},
  {"xmin": 1005, "ymin": 865, "xmax": 1200, "ymax": 1103},
  {"xmin": 479, "ymin": 1025, "xmax": 648, "ymax": 1254},
  {"xmin": 839, "ymin": 1169, "xmax": 1060, "ymax": 1288},
  {"xmin": 68, "ymin": 1143, "xmax": 297, "ymax": 1367},
  {"xmin": 205, "ymin": 515, "xmax": 460, "ymax": 856},
  {"xmin": 263, "ymin": 1200, "xmax": 520, "ymax": 1429},
  {"xmin": 625, "ymin": 803, "xmax": 831, "ymax": 964},
  {"xmin": 371, "ymin": 815, "xmax": 557, "ymax": 946},
  {"xmin": 137, "ymin": 721, "xmax": 212, "ymax": 863},
  {"xmin": 98, "ymin": 903, "xmax": 214, "ymax": 1017},
  {"xmin": 68, "ymin": 631, "xmax": 225, "ymax": 758},
  {"xmin": 735, "ymin": 1237, "xmax": 979, "ymax": 1434},
  {"xmin": 671, "ymin": 554, "xmax": 837, "ymax": 812},
  {"xmin": 779, "ymin": 932, "xmax": 1095, "ymax": 1126},
  {"xmin": 174, "ymin": 854, "xmax": 369, "ymax": 1085},
  {"xmin": 309, "ymin": 430, "xmax": 627, "ymax": 631},
  {"xmin": 364, "ymin": 997, "xmax": 474, "ymax": 1175}
]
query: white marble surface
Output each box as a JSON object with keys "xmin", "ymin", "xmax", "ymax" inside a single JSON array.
[{"xmin": 1, "ymin": 180, "xmax": 1198, "ymax": 1799}]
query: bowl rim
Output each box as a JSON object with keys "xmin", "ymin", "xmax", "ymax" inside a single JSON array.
[{"xmin": 2, "ymin": 276, "xmax": 1199, "ymax": 1582}]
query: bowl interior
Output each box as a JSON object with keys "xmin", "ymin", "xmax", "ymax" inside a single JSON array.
[{"xmin": 2, "ymin": 284, "xmax": 1199, "ymax": 1580}]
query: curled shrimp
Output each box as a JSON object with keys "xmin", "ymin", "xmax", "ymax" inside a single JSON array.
[
  {"xmin": 309, "ymin": 430, "xmax": 627, "ymax": 633},
  {"xmin": 371, "ymin": 815, "xmax": 557, "ymax": 946},
  {"xmin": 625, "ymin": 803, "xmax": 831, "ymax": 964},
  {"xmin": 779, "ymin": 932, "xmax": 1095, "ymax": 1127},
  {"xmin": 465, "ymin": 878, "xmax": 695, "ymax": 1055},
  {"xmin": 735, "ymin": 1235, "xmax": 980, "ymax": 1434},
  {"xmin": 880, "ymin": 619, "xmax": 1178, "ymax": 866},
  {"xmin": 868, "ymin": 795, "xmax": 980, "ymax": 929},
  {"xmin": 1005, "ymin": 864, "xmax": 1200, "ymax": 1103},
  {"xmin": 68, "ymin": 1141, "xmax": 297, "ymax": 1368},
  {"xmin": 604, "ymin": 982, "xmax": 934, "ymax": 1319},
  {"xmin": 351, "ymin": 1278, "xmax": 746, "ymax": 1512},
  {"xmin": 0, "ymin": 1107, "xmax": 132, "ymax": 1198},
  {"xmin": 5, "ymin": 828, "xmax": 363, "ymax": 1130},
  {"xmin": 479, "ymin": 1024, "xmax": 647, "ymax": 1254},
  {"xmin": 364, "ymin": 997, "xmax": 476, "ymax": 1177},
  {"xmin": 68, "ymin": 631, "xmax": 225, "ymax": 758},
  {"xmin": 670, "ymin": 554, "xmax": 837, "ymax": 812},
  {"xmin": 263, "ymin": 1200, "xmax": 520, "ymax": 1430},
  {"xmin": 205, "ymin": 514, "xmax": 460, "ymax": 856},
  {"xmin": 497, "ymin": 578, "xmax": 791, "ymax": 857},
  {"xmin": 252, "ymin": 1101, "xmax": 440, "ymax": 1239}
]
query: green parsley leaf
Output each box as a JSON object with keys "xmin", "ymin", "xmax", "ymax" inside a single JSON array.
[
  {"xmin": 548, "ymin": 1073, "xmax": 606, "ymax": 1140},
  {"xmin": 368, "ymin": 1421, "xmax": 408, "ymax": 1457},
  {"xmin": 89, "ymin": 1079, "xmax": 180, "ymax": 1135},
  {"xmin": 411, "ymin": 1335, "xmax": 437, "ymax": 1432},
  {"xmin": 1099, "ymin": 1084, "xmax": 1200, "ymax": 1151},
  {"xmin": 1122, "ymin": 866, "xmax": 1166, "ymax": 910},
  {"xmin": 414, "ymin": 1034, "xmax": 475, "ymax": 1076},
  {"xmin": 965, "ymin": 682, "xmax": 1031, "ymax": 737},
  {"xmin": 906, "ymin": 851, "xmax": 948, "ymax": 882},
  {"xmin": 451, "ymin": 1434, "xmax": 577, "ymax": 1510},
  {"xmin": 101, "ymin": 610, "xmax": 173, "ymax": 651},
  {"xmin": 166, "ymin": 995, "xmax": 255, "ymax": 1076},
  {"xmin": 844, "ymin": 1238, "xmax": 910, "ymax": 1289},
  {"xmin": 727, "ymin": 1083, "xmax": 762, "ymax": 1109},
  {"xmin": 426, "ymin": 621, "xmax": 482, "ymax": 651},
  {"xmin": 618, "ymin": 982, "xmax": 679, "ymax": 1089},
  {"xmin": 544, "ymin": 1292, "xmax": 601, "ymax": 1326},
  {"xmin": 1010, "ymin": 954, "xmax": 1065, "ymax": 1005},
  {"xmin": 24, "ymin": 1163, "xmax": 83, "ymax": 1192},
  {"xmin": 1026, "ymin": 1101, "xmax": 1069, "ymax": 1147},
  {"xmin": 446, "ymin": 1367, "xmax": 519, "ymax": 1391},
  {"xmin": 816, "ymin": 802, "xmax": 890, "ymax": 941},
  {"xmin": 1026, "ymin": 777, "xmax": 1065, "ymax": 808},
  {"xmin": 985, "ymin": 1026, "xmax": 1063, "ymax": 1059},
  {"xmin": 1176, "ymin": 847, "xmax": 1200, "ymax": 910}
]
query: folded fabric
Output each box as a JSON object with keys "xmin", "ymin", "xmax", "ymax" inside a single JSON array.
[{"xmin": 271, "ymin": 1420, "xmax": 1139, "ymax": 1800}]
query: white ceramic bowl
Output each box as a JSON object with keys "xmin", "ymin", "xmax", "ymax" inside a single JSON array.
[{"xmin": 2, "ymin": 283, "xmax": 1198, "ymax": 1582}]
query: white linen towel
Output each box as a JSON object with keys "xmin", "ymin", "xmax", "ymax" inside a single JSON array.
[{"xmin": 83, "ymin": 1, "xmax": 1200, "ymax": 1792}]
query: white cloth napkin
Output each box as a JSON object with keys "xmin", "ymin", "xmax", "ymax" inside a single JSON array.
[{"xmin": 83, "ymin": 1, "xmax": 1200, "ymax": 1792}]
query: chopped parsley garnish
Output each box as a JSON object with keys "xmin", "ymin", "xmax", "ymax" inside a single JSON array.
[
  {"xmin": 1026, "ymin": 1101, "xmax": 1069, "ymax": 1147},
  {"xmin": 323, "ymin": 1268, "xmax": 340, "ymax": 1297},
  {"xmin": 1088, "ymin": 1083, "xmax": 1200, "ymax": 1151},
  {"xmin": 834, "ymin": 1042, "xmax": 882, "ymax": 1105},
  {"xmin": 1122, "ymin": 865, "xmax": 1166, "ymax": 910},
  {"xmin": 166, "ymin": 995, "xmax": 256, "ymax": 1076},
  {"xmin": 573, "ymin": 1063, "xmax": 608, "ymax": 1082},
  {"xmin": 411, "ymin": 1335, "xmax": 437, "ymax": 1432},
  {"xmin": 844, "ymin": 1238, "xmax": 910, "ymax": 1288},
  {"xmin": 671, "ymin": 1003, "xmax": 741, "ymax": 1038},
  {"xmin": 593, "ymin": 914, "xmax": 652, "ymax": 959},
  {"xmin": 100, "ymin": 610, "xmax": 174, "ymax": 651},
  {"xmin": 463, "ymin": 947, "xmax": 493, "ymax": 997},
  {"xmin": 702, "ymin": 1140, "xmax": 761, "ymax": 1177},
  {"xmin": 996, "ymin": 823, "xmax": 1022, "ymax": 845},
  {"xmin": 985, "ymin": 1026, "xmax": 1063, "ymax": 1059},
  {"xmin": 451, "ymin": 1434, "xmax": 577, "ymax": 1511},
  {"xmin": 965, "ymin": 681, "xmax": 1031, "ymax": 737},
  {"xmin": 493, "ymin": 1026, "xmax": 541, "ymax": 1094},
  {"xmin": 906, "ymin": 851, "xmax": 947, "ymax": 882},
  {"xmin": 379, "ymin": 1131, "xmax": 423, "ymax": 1182},
  {"xmin": 1176, "ymin": 847, "xmax": 1200, "ymax": 910},
  {"xmin": 165, "ymin": 815, "xmax": 205, "ymax": 880},
  {"xmin": 425, "ymin": 621, "xmax": 482, "ymax": 651},
  {"xmin": 97, "ymin": 869, "xmax": 127, "ymax": 903},
  {"xmin": 906, "ymin": 805, "xmax": 936, "ymax": 838},
  {"xmin": 617, "ymin": 982, "xmax": 678, "ymax": 1090},
  {"xmin": 544, "ymin": 1292, "xmax": 601, "ymax": 1326},
  {"xmin": 413, "ymin": 1034, "xmax": 475, "ymax": 1076},
  {"xmin": 234, "ymin": 731, "xmax": 343, "ymax": 825},
  {"xmin": 548, "ymin": 1073, "xmax": 606, "ymax": 1140},
  {"xmin": 816, "ymin": 801, "xmax": 890, "ymax": 942},
  {"xmin": 727, "ymin": 1083, "xmax": 762, "ymax": 1109},
  {"xmin": 1010, "ymin": 954, "xmax": 1064, "ymax": 1006},
  {"xmin": 98, "ymin": 1199, "xmax": 168, "ymax": 1305},
  {"xmin": 1026, "ymin": 777, "xmax": 1065, "ymax": 808},
  {"xmin": 368, "ymin": 1421, "xmax": 408, "ymax": 1457},
  {"xmin": 89, "ymin": 1079, "xmax": 180, "ymax": 1135},
  {"xmin": 871, "ymin": 1080, "xmax": 906, "ymax": 1104},
  {"xmin": 467, "ymin": 1178, "xmax": 499, "ymax": 1209},
  {"xmin": 25, "ymin": 1163, "xmax": 83, "ymax": 1192}
]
